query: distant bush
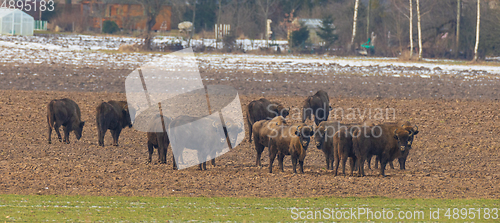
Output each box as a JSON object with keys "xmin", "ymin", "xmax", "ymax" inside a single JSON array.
[
  {"xmin": 102, "ymin": 20, "xmax": 120, "ymax": 34},
  {"xmin": 290, "ymin": 23, "xmax": 309, "ymax": 48},
  {"xmin": 223, "ymin": 34, "xmax": 237, "ymax": 52}
]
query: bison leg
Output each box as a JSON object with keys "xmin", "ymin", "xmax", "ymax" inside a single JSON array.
[
  {"xmin": 147, "ymin": 142, "xmax": 154, "ymax": 163},
  {"xmin": 268, "ymin": 147, "xmax": 278, "ymax": 173},
  {"xmin": 172, "ymin": 155, "xmax": 178, "ymax": 170},
  {"xmin": 341, "ymin": 155, "xmax": 348, "ymax": 176},
  {"xmin": 254, "ymin": 142, "xmax": 265, "ymax": 167},
  {"xmin": 63, "ymin": 126, "xmax": 70, "ymax": 144},
  {"xmin": 325, "ymin": 156, "xmax": 331, "ymax": 170},
  {"xmin": 333, "ymin": 149, "xmax": 340, "ymax": 176},
  {"xmin": 358, "ymin": 156, "xmax": 366, "ymax": 177},
  {"xmin": 291, "ymin": 156, "xmax": 298, "ymax": 174},
  {"xmin": 299, "ymin": 160, "xmax": 304, "ymax": 174},
  {"xmin": 349, "ymin": 156, "xmax": 357, "ymax": 176},
  {"xmin": 247, "ymin": 120, "xmax": 253, "ymax": 143},
  {"xmin": 111, "ymin": 129, "xmax": 122, "ymax": 146},
  {"xmin": 398, "ymin": 157, "xmax": 406, "ymax": 170},
  {"xmin": 211, "ymin": 158, "xmax": 216, "ymax": 166},
  {"xmin": 47, "ymin": 115, "xmax": 53, "ymax": 144},
  {"xmin": 389, "ymin": 161, "xmax": 395, "ymax": 169},
  {"xmin": 98, "ymin": 128, "xmax": 106, "ymax": 147},
  {"xmin": 366, "ymin": 154, "xmax": 372, "ymax": 170},
  {"xmin": 53, "ymin": 123, "xmax": 63, "ymax": 143},
  {"xmin": 158, "ymin": 146, "xmax": 166, "ymax": 165},
  {"xmin": 278, "ymin": 153, "xmax": 285, "ymax": 172},
  {"xmin": 379, "ymin": 157, "xmax": 389, "ymax": 177}
]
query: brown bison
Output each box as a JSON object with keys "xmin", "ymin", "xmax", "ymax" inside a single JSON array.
[
  {"xmin": 313, "ymin": 121, "xmax": 351, "ymax": 170},
  {"xmin": 302, "ymin": 90, "xmax": 331, "ymax": 126},
  {"xmin": 247, "ymin": 98, "xmax": 289, "ymax": 142},
  {"xmin": 47, "ymin": 98, "xmax": 85, "ymax": 144},
  {"xmin": 251, "ymin": 116, "xmax": 287, "ymax": 167},
  {"xmin": 353, "ymin": 124, "xmax": 415, "ymax": 177},
  {"xmin": 366, "ymin": 122, "xmax": 419, "ymax": 170},
  {"xmin": 332, "ymin": 126, "xmax": 362, "ymax": 176},
  {"xmin": 268, "ymin": 124, "xmax": 314, "ymax": 173},
  {"xmin": 96, "ymin": 101, "xmax": 132, "ymax": 147}
]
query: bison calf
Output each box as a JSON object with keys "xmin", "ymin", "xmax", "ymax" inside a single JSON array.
[
  {"xmin": 47, "ymin": 98, "xmax": 85, "ymax": 144},
  {"xmin": 268, "ymin": 124, "xmax": 313, "ymax": 173},
  {"xmin": 96, "ymin": 101, "xmax": 132, "ymax": 147},
  {"xmin": 252, "ymin": 116, "xmax": 287, "ymax": 167},
  {"xmin": 146, "ymin": 115, "xmax": 177, "ymax": 169}
]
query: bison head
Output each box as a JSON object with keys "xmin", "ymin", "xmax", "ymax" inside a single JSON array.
[
  {"xmin": 122, "ymin": 105, "xmax": 133, "ymax": 128},
  {"xmin": 393, "ymin": 128, "xmax": 411, "ymax": 152},
  {"xmin": 313, "ymin": 125, "xmax": 326, "ymax": 150},
  {"xmin": 401, "ymin": 123, "xmax": 419, "ymax": 147},
  {"xmin": 272, "ymin": 103, "xmax": 289, "ymax": 118},
  {"xmin": 295, "ymin": 125, "xmax": 313, "ymax": 150},
  {"xmin": 74, "ymin": 121, "xmax": 85, "ymax": 140}
]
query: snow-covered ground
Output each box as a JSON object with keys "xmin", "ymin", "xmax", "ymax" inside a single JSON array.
[{"xmin": 0, "ymin": 34, "xmax": 499, "ymax": 79}]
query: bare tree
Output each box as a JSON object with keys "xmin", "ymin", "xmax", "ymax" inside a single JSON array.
[
  {"xmin": 350, "ymin": 0, "xmax": 360, "ymax": 52},
  {"xmin": 473, "ymin": 0, "xmax": 480, "ymax": 61},
  {"xmin": 189, "ymin": 0, "xmax": 196, "ymax": 47},
  {"xmin": 409, "ymin": 0, "xmax": 413, "ymax": 58},
  {"xmin": 256, "ymin": 0, "xmax": 277, "ymax": 46},
  {"xmin": 455, "ymin": 0, "xmax": 461, "ymax": 58},
  {"xmin": 417, "ymin": 0, "xmax": 422, "ymax": 60},
  {"xmin": 136, "ymin": 0, "xmax": 170, "ymax": 50}
]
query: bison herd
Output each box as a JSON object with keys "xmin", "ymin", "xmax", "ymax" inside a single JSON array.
[{"xmin": 47, "ymin": 89, "xmax": 419, "ymax": 177}]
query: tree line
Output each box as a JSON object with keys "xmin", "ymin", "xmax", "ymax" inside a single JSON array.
[
  {"xmin": 134, "ymin": 0, "xmax": 497, "ymax": 59},
  {"xmin": 51, "ymin": 0, "xmax": 500, "ymax": 59}
]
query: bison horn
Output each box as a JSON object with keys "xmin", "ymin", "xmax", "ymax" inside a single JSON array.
[
  {"xmin": 212, "ymin": 121, "xmax": 218, "ymax": 128},
  {"xmin": 414, "ymin": 124, "xmax": 418, "ymax": 132},
  {"xmin": 394, "ymin": 128, "xmax": 398, "ymax": 136}
]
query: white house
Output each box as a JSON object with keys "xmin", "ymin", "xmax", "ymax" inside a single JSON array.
[{"xmin": 0, "ymin": 9, "xmax": 34, "ymax": 36}]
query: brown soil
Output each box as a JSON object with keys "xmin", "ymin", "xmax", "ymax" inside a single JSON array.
[{"xmin": 0, "ymin": 63, "xmax": 499, "ymax": 199}]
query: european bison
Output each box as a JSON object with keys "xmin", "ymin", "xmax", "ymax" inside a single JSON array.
[
  {"xmin": 251, "ymin": 116, "xmax": 287, "ymax": 167},
  {"xmin": 96, "ymin": 101, "xmax": 132, "ymax": 147},
  {"xmin": 332, "ymin": 126, "xmax": 362, "ymax": 176},
  {"xmin": 353, "ymin": 124, "xmax": 415, "ymax": 177},
  {"xmin": 47, "ymin": 98, "xmax": 85, "ymax": 144},
  {"xmin": 247, "ymin": 98, "xmax": 289, "ymax": 142},
  {"xmin": 169, "ymin": 115, "xmax": 243, "ymax": 170},
  {"xmin": 146, "ymin": 115, "xmax": 177, "ymax": 169},
  {"xmin": 268, "ymin": 124, "xmax": 313, "ymax": 173},
  {"xmin": 366, "ymin": 121, "xmax": 419, "ymax": 170},
  {"xmin": 314, "ymin": 121, "xmax": 360, "ymax": 173},
  {"xmin": 302, "ymin": 90, "xmax": 331, "ymax": 126}
]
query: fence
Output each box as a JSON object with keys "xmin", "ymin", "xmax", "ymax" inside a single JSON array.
[{"xmin": 34, "ymin": 20, "xmax": 47, "ymax": 31}]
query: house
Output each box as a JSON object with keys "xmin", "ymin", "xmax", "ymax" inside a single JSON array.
[
  {"xmin": 298, "ymin": 18, "xmax": 324, "ymax": 45},
  {"xmin": 80, "ymin": 0, "xmax": 171, "ymax": 31}
]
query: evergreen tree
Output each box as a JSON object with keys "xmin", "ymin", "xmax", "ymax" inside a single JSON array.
[
  {"xmin": 316, "ymin": 16, "xmax": 338, "ymax": 49},
  {"xmin": 290, "ymin": 23, "xmax": 309, "ymax": 48}
]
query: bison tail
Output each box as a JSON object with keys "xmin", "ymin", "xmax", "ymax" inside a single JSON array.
[
  {"xmin": 95, "ymin": 103, "xmax": 105, "ymax": 129},
  {"xmin": 47, "ymin": 101, "xmax": 56, "ymax": 128}
]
